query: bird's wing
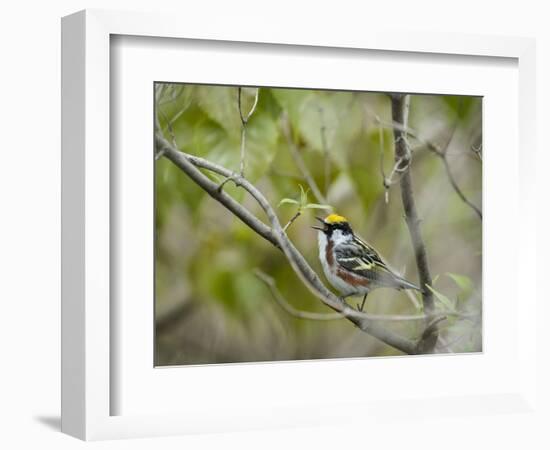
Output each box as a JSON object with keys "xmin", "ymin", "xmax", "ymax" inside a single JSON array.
[{"xmin": 334, "ymin": 239, "xmax": 403, "ymax": 287}]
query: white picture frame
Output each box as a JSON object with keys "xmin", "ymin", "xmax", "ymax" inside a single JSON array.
[{"xmin": 61, "ymin": 9, "xmax": 537, "ymax": 441}]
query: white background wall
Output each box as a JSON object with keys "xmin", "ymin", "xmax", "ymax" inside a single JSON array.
[{"xmin": 0, "ymin": 1, "xmax": 547, "ymax": 448}]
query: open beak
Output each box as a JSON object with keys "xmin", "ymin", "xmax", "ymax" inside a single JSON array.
[{"xmin": 311, "ymin": 216, "xmax": 326, "ymax": 232}]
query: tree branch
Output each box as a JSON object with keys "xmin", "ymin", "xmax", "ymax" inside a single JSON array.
[
  {"xmin": 255, "ymin": 269, "xmax": 346, "ymax": 321},
  {"xmin": 440, "ymin": 155, "xmax": 482, "ymax": 220},
  {"xmin": 371, "ymin": 113, "xmax": 482, "ymax": 220},
  {"xmin": 155, "ymin": 134, "xmax": 280, "ymax": 249},
  {"xmin": 155, "ymin": 133, "xmax": 422, "ymax": 354},
  {"xmin": 390, "ymin": 94, "xmax": 438, "ymax": 352},
  {"xmin": 156, "ymin": 110, "xmax": 480, "ymax": 354},
  {"xmin": 283, "ymin": 211, "xmax": 301, "ymax": 232},
  {"xmin": 254, "ymin": 269, "xmax": 472, "ymax": 323},
  {"xmin": 237, "ymin": 87, "xmax": 259, "ymax": 177}
]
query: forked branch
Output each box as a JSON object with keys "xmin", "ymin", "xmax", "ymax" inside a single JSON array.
[
  {"xmin": 237, "ymin": 87, "xmax": 259, "ymax": 177},
  {"xmin": 367, "ymin": 107, "xmax": 482, "ymax": 220},
  {"xmin": 156, "ymin": 133, "xmax": 427, "ymax": 354},
  {"xmin": 155, "ymin": 89, "xmax": 479, "ymax": 355}
]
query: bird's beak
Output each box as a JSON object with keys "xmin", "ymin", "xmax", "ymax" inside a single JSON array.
[{"xmin": 311, "ymin": 216, "xmax": 326, "ymax": 232}]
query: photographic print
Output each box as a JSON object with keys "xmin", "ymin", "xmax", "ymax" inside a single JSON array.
[{"xmin": 154, "ymin": 84, "xmax": 482, "ymax": 366}]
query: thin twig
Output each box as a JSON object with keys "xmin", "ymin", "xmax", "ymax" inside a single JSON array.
[
  {"xmin": 155, "ymin": 134, "xmax": 280, "ymax": 249},
  {"xmin": 434, "ymin": 116, "xmax": 483, "ymax": 220},
  {"xmin": 239, "ymin": 125, "xmax": 247, "ymax": 177},
  {"xmin": 255, "ymin": 269, "xmax": 471, "ymax": 323},
  {"xmin": 156, "ymin": 133, "xmax": 417, "ymax": 353},
  {"xmin": 471, "ymin": 143, "xmax": 483, "ymax": 161},
  {"xmin": 377, "ymin": 117, "xmax": 391, "ymax": 203},
  {"xmin": 237, "ymin": 87, "xmax": 259, "ymax": 177},
  {"xmin": 378, "ymin": 121, "xmax": 386, "ymax": 180},
  {"xmin": 416, "ymin": 316, "xmax": 447, "ymax": 353},
  {"xmin": 156, "ymin": 132, "xmax": 477, "ymax": 354},
  {"xmin": 368, "ymin": 111, "xmax": 482, "ymax": 220},
  {"xmin": 376, "ymin": 115, "xmax": 410, "ymax": 204},
  {"xmin": 255, "ymin": 270, "xmax": 345, "ymax": 320},
  {"xmin": 442, "ymin": 326, "xmax": 478, "ymax": 349},
  {"xmin": 158, "ymin": 108, "xmax": 177, "ymax": 147},
  {"xmin": 441, "ymin": 156, "xmax": 482, "ymax": 219},
  {"xmin": 434, "ymin": 335, "xmax": 454, "ymax": 353},
  {"xmin": 283, "ymin": 211, "xmax": 302, "ymax": 232},
  {"xmin": 280, "ymin": 114, "xmax": 327, "ymax": 205}
]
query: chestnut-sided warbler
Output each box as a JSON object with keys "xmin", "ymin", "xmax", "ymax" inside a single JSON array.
[{"xmin": 313, "ymin": 213, "xmax": 421, "ymax": 311}]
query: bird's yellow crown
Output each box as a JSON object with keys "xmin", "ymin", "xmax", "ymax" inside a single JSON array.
[{"xmin": 324, "ymin": 213, "xmax": 348, "ymax": 224}]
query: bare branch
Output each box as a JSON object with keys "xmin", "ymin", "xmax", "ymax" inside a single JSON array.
[
  {"xmin": 156, "ymin": 131, "xmax": 481, "ymax": 353},
  {"xmin": 431, "ymin": 117, "xmax": 483, "ymax": 221},
  {"xmin": 390, "ymin": 94, "xmax": 438, "ymax": 351},
  {"xmin": 376, "ymin": 117, "xmax": 394, "ymax": 204},
  {"xmin": 255, "ymin": 269, "xmax": 471, "ymax": 323},
  {"xmin": 416, "ymin": 316, "xmax": 447, "ymax": 353},
  {"xmin": 237, "ymin": 87, "xmax": 260, "ymax": 177},
  {"xmin": 255, "ymin": 269, "xmax": 346, "ymax": 321},
  {"xmin": 156, "ymin": 133, "xmax": 420, "ymax": 354},
  {"xmin": 369, "ymin": 112, "xmax": 482, "ymax": 220},
  {"xmin": 441, "ymin": 156, "xmax": 482, "ymax": 219},
  {"xmin": 283, "ymin": 211, "xmax": 301, "ymax": 232},
  {"xmin": 375, "ymin": 116, "xmax": 410, "ymax": 200},
  {"xmin": 280, "ymin": 114, "xmax": 327, "ymax": 205},
  {"xmin": 155, "ymin": 134, "xmax": 280, "ymax": 249},
  {"xmin": 471, "ymin": 143, "xmax": 483, "ymax": 161},
  {"xmin": 238, "ymin": 87, "xmax": 259, "ymax": 124}
]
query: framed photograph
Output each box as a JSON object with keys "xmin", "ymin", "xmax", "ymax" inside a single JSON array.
[{"xmin": 62, "ymin": 9, "xmax": 537, "ymax": 441}]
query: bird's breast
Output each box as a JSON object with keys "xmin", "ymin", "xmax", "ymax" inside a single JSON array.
[{"xmin": 317, "ymin": 232, "xmax": 333, "ymax": 274}]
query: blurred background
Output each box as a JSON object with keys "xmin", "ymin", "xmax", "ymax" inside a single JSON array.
[{"xmin": 155, "ymin": 83, "xmax": 482, "ymax": 366}]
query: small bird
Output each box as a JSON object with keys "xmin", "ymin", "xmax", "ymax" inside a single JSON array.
[{"xmin": 313, "ymin": 213, "xmax": 421, "ymax": 311}]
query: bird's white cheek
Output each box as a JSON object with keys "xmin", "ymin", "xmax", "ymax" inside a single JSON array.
[
  {"xmin": 317, "ymin": 231, "xmax": 328, "ymax": 263},
  {"xmin": 317, "ymin": 232, "xmax": 330, "ymax": 273},
  {"xmin": 317, "ymin": 232, "xmax": 327, "ymax": 255}
]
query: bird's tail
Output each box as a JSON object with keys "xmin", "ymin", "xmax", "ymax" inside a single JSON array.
[{"xmin": 396, "ymin": 276, "xmax": 422, "ymax": 292}]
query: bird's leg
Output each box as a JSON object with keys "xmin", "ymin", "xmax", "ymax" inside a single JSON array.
[{"xmin": 357, "ymin": 293, "xmax": 368, "ymax": 312}]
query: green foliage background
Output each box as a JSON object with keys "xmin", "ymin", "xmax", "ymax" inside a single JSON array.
[{"xmin": 155, "ymin": 83, "xmax": 482, "ymax": 365}]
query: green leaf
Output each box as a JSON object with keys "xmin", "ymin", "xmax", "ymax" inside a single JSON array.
[
  {"xmin": 304, "ymin": 203, "xmax": 332, "ymax": 210},
  {"xmin": 298, "ymin": 184, "xmax": 309, "ymax": 207},
  {"xmin": 432, "ymin": 274, "xmax": 440, "ymax": 285},
  {"xmin": 425, "ymin": 284, "xmax": 456, "ymax": 312},
  {"xmin": 278, "ymin": 198, "xmax": 299, "ymax": 207},
  {"xmin": 446, "ymin": 273, "xmax": 473, "ymax": 294}
]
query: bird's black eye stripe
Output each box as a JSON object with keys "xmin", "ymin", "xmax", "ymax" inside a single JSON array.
[{"xmin": 329, "ymin": 222, "xmax": 352, "ymax": 233}]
